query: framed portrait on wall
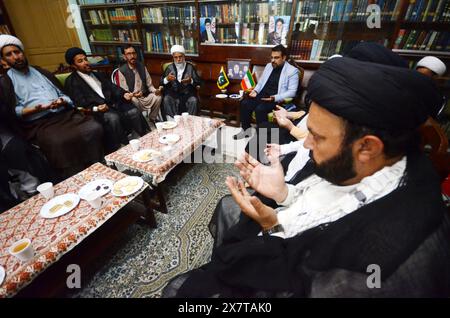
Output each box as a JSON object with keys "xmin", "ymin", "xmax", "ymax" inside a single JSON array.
[{"xmin": 226, "ymin": 59, "xmax": 251, "ymax": 80}]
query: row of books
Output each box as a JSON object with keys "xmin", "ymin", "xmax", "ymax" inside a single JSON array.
[
  {"xmin": 199, "ymin": 3, "xmax": 240, "ymax": 23},
  {"xmin": 241, "ymin": 1, "xmax": 293, "ymax": 23},
  {"xmin": 143, "ymin": 31, "xmax": 197, "ymax": 54},
  {"xmin": 109, "ymin": 8, "xmax": 136, "ymax": 23},
  {"xmin": 393, "ymin": 29, "xmax": 450, "ymax": 51},
  {"xmin": 241, "ymin": 23, "xmax": 271, "ymax": 45},
  {"xmin": 79, "ymin": 0, "xmax": 132, "ymax": 4},
  {"xmin": 86, "ymin": 9, "xmax": 110, "ymax": 25},
  {"xmin": 141, "ymin": 6, "xmax": 195, "ymax": 24},
  {"xmin": 404, "ymin": 0, "xmax": 450, "ymax": 22},
  {"xmin": 0, "ymin": 24, "xmax": 11, "ymax": 35},
  {"xmin": 90, "ymin": 28, "xmax": 139, "ymax": 42},
  {"xmin": 295, "ymin": 0, "xmax": 402, "ymax": 23},
  {"xmin": 290, "ymin": 39, "xmax": 387, "ymax": 61}
]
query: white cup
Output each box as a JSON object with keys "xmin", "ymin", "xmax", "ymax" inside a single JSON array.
[
  {"xmin": 86, "ymin": 192, "xmax": 105, "ymax": 210},
  {"xmin": 9, "ymin": 238, "xmax": 35, "ymax": 262},
  {"xmin": 92, "ymin": 106, "xmax": 98, "ymax": 112},
  {"xmin": 162, "ymin": 145, "xmax": 173, "ymax": 158},
  {"xmin": 37, "ymin": 182, "xmax": 54, "ymax": 200},
  {"xmin": 239, "ymin": 90, "xmax": 244, "ymax": 96},
  {"xmin": 174, "ymin": 115, "xmax": 181, "ymax": 123},
  {"xmin": 156, "ymin": 122, "xmax": 164, "ymax": 132},
  {"xmin": 182, "ymin": 112, "xmax": 189, "ymax": 121},
  {"xmin": 130, "ymin": 139, "xmax": 140, "ymax": 151}
]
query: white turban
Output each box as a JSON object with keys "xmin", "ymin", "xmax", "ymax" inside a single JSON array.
[
  {"xmin": 170, "ymin": 45, "xmax": 185, "ymax": 55},
  {"xmin": 0, "ymin": 34, "xmax": 24, "ymax": 53},
  {"xmin": 416, "ymin": 56, "xmax": 446, "ymax": 76}
]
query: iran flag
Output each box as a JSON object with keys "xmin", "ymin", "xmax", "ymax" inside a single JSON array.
[{"xmin": 241, "ymin": 69, "xmax": 255, "ymax": 91}]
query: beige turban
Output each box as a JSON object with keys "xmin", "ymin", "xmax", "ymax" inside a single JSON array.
[
  {"xmin": 416, "ymin": 56, "xmax": 447, "ymax": 76},
  {"xmin": 0, "ymin": 34, "xmax": 24, "ymax": 53},
  {"xmin": 170, "ymin": 45, "xmax": 185, "ymax": 55}
]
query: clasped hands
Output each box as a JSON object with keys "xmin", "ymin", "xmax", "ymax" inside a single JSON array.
[{"xmin": 225, "ymin": 152, "xmax": 288, "ymax": 230}]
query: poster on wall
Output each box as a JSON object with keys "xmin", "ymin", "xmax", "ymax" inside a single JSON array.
[
  {"xmin": 200, "ymin": 17, "xmax": 218, "ymax": 43},
  {"xmin": 267, "ymin": 15, "xmax": 290, "ymax": 46}
]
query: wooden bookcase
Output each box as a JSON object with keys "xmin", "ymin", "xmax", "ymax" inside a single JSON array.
[{"xmin": 0, "ymin": 0, "xmax": 14, "ymax": 35}]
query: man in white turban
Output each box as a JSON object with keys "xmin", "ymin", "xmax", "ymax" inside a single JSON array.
[
  {"xmin": 415, "ymin": 56, "xmax": 448, "ymax": 118},
  {"xmin": 159, "ymin": 45, "xmax": 201, "ymax": 118},
  {"xmin": 0, "ymin": 34, "xmax": 104, "ymax": 178}
]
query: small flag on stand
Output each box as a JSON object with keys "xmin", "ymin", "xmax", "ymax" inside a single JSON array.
[
  {"xmin": 241, "ymin": 69, "xmax": 255, "ymax": 91},
  {"xmin": 217, "ymin": 66, "xmax": 230, "ymax": 89}
]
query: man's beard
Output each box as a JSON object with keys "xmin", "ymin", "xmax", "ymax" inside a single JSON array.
[
  {"xmin": 10, "ymin": 58, "xmax": 28, "ymax": 71},
  {"xmin": 175, "ymin": 61, "xmax": 185, "ymax": 68},
  {"xmin": 310, "ymin": 143, "xmax": 357, "ymax": 185}
]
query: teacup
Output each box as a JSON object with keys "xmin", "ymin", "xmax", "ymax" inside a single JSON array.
[
  {"xmin": 37, "ymin": 182, "xmax": 54, "ymax": 200},
  {"xmin": 9, "ymin": 238, "xmax": 35, "ymax": 262},
  {"xmin": 86, "ymin": 192, "xmax": 105, "ymax": 210},
  {"xmin": 130, "ymin": 139, "xmax": 140, "ymax": 151}
]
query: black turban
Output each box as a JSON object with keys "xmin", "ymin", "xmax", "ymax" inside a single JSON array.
[
  {"xmin": 306, "ymin": 57, "xmax": 442, "ymax": 130},
  {"xmin": 346, "ymin": 42, "xmax": 408, "ymax": 68},
  {"xmin": 65, "ymin": 47, "xmax": 86, "ymax": 65}
]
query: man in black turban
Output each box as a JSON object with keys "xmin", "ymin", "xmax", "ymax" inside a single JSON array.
[
  {"xmin": 345, "ymin": 42, "xmax": 408, "ymax": 68},
  {"xmin": 64, "ymin": 47, "xmax": 149, "ymax": 150},
  {"xmin": 162, "ymin": 57, "xmax": 450, "ymax": 298}
]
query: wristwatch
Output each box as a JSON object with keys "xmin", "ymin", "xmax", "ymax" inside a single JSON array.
[{"xmin": 262, "ymin": 224, "xmax": 284, "ymax": 236}]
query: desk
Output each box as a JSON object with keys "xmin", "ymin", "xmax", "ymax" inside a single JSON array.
[{"xmin": 0, "ymin": 163, "xmax": 153, "ymax": 298}]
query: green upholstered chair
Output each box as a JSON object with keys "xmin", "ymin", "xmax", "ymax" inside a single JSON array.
[{"xmin": 55, "ymin": 72, "xmax": 71, "ymax": 87}]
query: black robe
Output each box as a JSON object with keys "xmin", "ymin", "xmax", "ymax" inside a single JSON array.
[
  {"xmin": 166, "ymin": 152, "xmax": 450, "ymax": 297},
  {"xmin": 64, "ymin": 71, "xmax": 149, "ymax": 137}
]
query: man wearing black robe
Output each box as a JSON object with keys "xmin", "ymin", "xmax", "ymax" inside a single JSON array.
[{"xmin": 163, "ymin": 57, "xmax": 450, "ymax": 298}]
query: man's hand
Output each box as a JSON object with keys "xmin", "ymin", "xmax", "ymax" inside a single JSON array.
[
  {"xmin": 235, "ymin": 152, "xmax": 288, "ymax": 203},
  {"xmin": 264, "ymin": 143, "xmax": 281, "ymax": 161},
  {"xmin": 154, "ymin": 88, "xmax": 162, "ymax": 96},
  {"xmin": 98, "ymin": 104, "xmax": 109, "ymax": 112},
  {"xmin": 124, "ymin": 92, "xmax": 133, "ymax": 101},
  {"xmin": 248, "ymin": 90, "xmax": 257, "ymax": 98},
  {"xmin": 225, "ymin": 176, "xmax": 278, "ymax": 230},
  {"xmin": 166, "ymin": 72, "xmax": 176, "ymax": 82},
  {"xmin": 47, "ymin": 98, "xmax": 65, "ymax": 110},
  {"xmin": 181, "ymin": 76, "xmax": 192, "ymax": 84},
  {"xmin": 274, "ymin": 108, "xmax": 295, "ymax": 131},
  {"xmin": 133, "ymin": 91, "xmax": 143, "ymax": 98},
  {"xmin": 260, "ymin": 96, "xmax": 275, "ymax": 102}
]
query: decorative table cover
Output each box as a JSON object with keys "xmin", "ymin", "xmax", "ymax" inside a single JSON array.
[
  {"xmin": 105, "ymin": 115, "xmax": 224, "ymax": 184},
  {"xmin": 0, "ymin": 163, "xmax": 148, "ymax": 297}
]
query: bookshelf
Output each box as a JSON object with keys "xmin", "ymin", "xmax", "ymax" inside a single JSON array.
[
  {"xmin": 76, "ymin": 0, "xmax": 450, "ymax": 70},
  {"xmin": 78, "ymin": 0, "xmax": 141, "ymax": 62},
  {"xmin": 0, "ymin": 0, "xmax": 14, "ymax": 35},
  {"xmin": 138, "ymin": 0, "xmax": 198, "ymax": 55}
]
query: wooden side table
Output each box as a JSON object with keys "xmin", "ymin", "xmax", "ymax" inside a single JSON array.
[{"xmin": 209, "ymin": 96, "xmax": 242, "ymax": 127}]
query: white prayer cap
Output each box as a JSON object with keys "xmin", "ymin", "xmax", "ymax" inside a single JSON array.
[
  {"xmin": 0, "ymin": 34, "xmax": 24, "ymax": 53},
  {"xmin": 170, "ymin": 45, "xmax": 185, "ymax": 55},
  {"xmin": 416, "ymin": 56, "xmax": 446, "ymax": 76},
  {"xmin": 328, "ymin": 54, "xmax": 343, "ymax": 60}
]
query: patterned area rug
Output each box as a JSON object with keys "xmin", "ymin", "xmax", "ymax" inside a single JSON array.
[{"xmin": 69, "ymin": 160, "xmax": 239, "ymax": 298}]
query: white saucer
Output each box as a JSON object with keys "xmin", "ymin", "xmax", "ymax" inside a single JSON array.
[
  {"xmin": 111, "ymin": 176, "xmax": 144, "ymax": 197},
  {"xmin": 78, "ymin": 179, "xmax": 113, "ymax": 200},
  {"xmin": 161, "ymin": 121, "xmax": 177, "ymax": 129},
  {"xmin": 40, "ymin": 193, "xmax": 80, "ymax": 219},
  {"xmin": 229, "ymin": 94, "xmax": 241, "ymax": 99},
  {"xmin": 215, "ymin": 94, "xmax": 228, "ymax": 99},
  {"xmin": 159, "ymin": 134, "xmax": 180, "ymax": 145},
  {"xmin": 132, "ymin": 149, "xmax": 161, "ymax": 163}
]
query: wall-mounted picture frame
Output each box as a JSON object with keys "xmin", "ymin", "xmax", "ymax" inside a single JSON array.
[{"xmin": 226, "ymin": 58, "xmax": 251, "ymax": 80}]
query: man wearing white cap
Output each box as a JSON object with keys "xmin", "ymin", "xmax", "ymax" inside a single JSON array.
[
  {"xmin": 159, "ymin": 45, "xmax": 201, "ymax": 118},
  {"xmin": 0, "ymin": 34, "xmax": 104, "ymax": 178},
  {"xmin": 416, "ymin": 56, "xmax": 447, "ymax": 78},
  {"xmin": 415, "ymin": 56, "xmax": 448, "ymax": 118}
]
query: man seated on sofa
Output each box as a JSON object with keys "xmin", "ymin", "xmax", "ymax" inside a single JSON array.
[
  {"xmin": 64, "ymin": 47, "xmax": 148, "ymax": 146},
  {"xmin": 0, "ymin": 35, "xmax": 104, "ymax": 178},
  {"xmin": 233, "ymin": 44, "xmax": 299, "ymax": 140},
  {"xmin": 160, "ymin": 45, "xmax": 201, "ymax": 118},
  {"xmin": 163, "ymin": 57, "xmax": 450, "ymax": 298}
]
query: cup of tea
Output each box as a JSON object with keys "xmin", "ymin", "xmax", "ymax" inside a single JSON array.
[
  {"xmin": 9, "ymin": 238, "xmax": 35, "ymax": 262},
  {"xmin": 162, "ymin": 145, "xmax": 173, "ymax": 158},
  {"xmin": 130, "ymin": 139, "xmax": 140, "ymax": 151},
  {"xmin": 221, "ymin": 89, "xmax": 227, "ymax": 94},
  {"xmin": 37, "ymin": 182, "xmax": 54, "ymax": 200},
  {"xmin": 86, "ymin": 192, "xmax": 105, "ymax": 210},
  {"xmin": 174, "ymin": 115, "xmax": 181, "ymax": 123},
  {"xmin": 182, "ymin": 112, "xmax": 189, "ymax": 121},
  {"xmin": 239, "ymin": 90, "xmax": 244, "ymax": 97},
  {"xmin": 156, "ymin": 122, "xmax": 164, "ymax": 133}
]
